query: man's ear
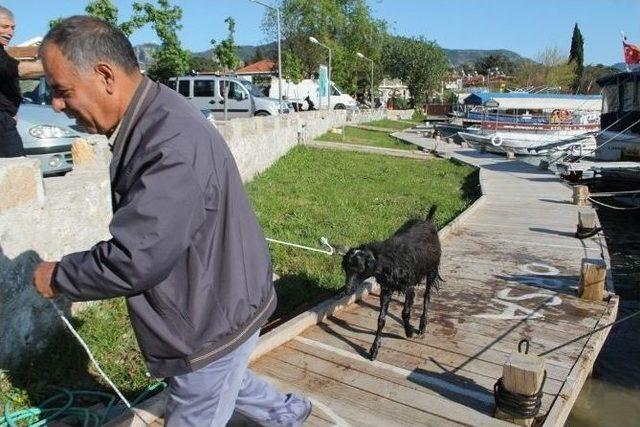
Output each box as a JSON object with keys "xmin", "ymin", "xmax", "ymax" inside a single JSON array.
[{"xmin": 94, "ymin": 63, "xmax": 116, "ymax": 94}]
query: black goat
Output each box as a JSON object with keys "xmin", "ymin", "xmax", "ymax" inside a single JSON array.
[{"xmin": 341, "ymin": 206, "xmax": 442, "ymax": 360}]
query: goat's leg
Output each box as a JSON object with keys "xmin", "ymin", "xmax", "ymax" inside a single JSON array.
[
  {"xmin": 402, "ymin": 287, "xmax": 416, "ymax": 338},
  {"xmin": 418, "ymin": 283, "xmax": 432, "ymax": 336},
  {"xmin": 370, "ymin": 290, "xmax": 392, "ymax": 361}
]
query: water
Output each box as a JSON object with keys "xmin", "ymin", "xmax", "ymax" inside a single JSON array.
[
  {"xmin": 517, "ymin": 155, "xmax": 640, "ymax": 426},
  {"xmin": 567, "ymin": 207, "xmax": 640, "ymax": 427}
]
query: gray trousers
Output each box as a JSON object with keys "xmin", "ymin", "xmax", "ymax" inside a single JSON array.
[{"xmin": 165, "ymin": 331, "xmax": 310, "ymax": 427}]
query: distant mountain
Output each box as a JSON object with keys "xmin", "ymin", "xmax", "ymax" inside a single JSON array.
[
  {"xmin": 443, "ymin": 48, "xmax": 530, "ymax": 67},
  {"xmin": 612, "ymin": 62, "xmax": 628, "ymax": 71},
  {"xmin": 134, "ymin": 42, "xmax": 278, "ymax": 70},
  {"xmin": 134, "ymin": 43, "xmax": 531, "ymax": 70}
]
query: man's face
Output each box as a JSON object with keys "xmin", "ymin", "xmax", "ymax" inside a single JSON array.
[
  {"xmin": 42, "ymin": 44, "xmax": 115, "ymax": 134},
  {"xmin": 0, "ymin": 15, "xmax": 15, "ymax": 46}
]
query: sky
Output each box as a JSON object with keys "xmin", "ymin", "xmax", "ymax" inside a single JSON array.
[{"xmin": 3, "ymin": 0, "xmax": 640, "ymax": 66}]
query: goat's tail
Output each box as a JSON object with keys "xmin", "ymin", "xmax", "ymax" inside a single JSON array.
[{"xmin": 426, "ymin": 205, "xmax": 438, "ymax": 222}]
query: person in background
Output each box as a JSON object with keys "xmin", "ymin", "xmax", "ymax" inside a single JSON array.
[{"xmin": 0, "ymin": 5, "xmax": 43, "ymax": 157}]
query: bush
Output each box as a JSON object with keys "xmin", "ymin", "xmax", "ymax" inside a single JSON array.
[{"xmin": 412, "ymin": 109, "xmax": 426, "ymax": 121}]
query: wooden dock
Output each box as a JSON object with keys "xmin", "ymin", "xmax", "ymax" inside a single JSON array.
[
  {"xmin": 247, "ymin": 134, "xmax": 619, "ymax": 426},
  {"xmin": 108, "ymin": 133, "xmax": 618, "ymax": 427}
]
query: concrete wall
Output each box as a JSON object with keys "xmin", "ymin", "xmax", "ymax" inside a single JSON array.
[{"xmin": 0, "ymin": 109, "xmax": 412, "ymax": 369}]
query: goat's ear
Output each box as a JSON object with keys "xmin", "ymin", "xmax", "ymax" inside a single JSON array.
[{"xmin": 333, "ymin": 244, "xmax": 350, "ymax": 256}]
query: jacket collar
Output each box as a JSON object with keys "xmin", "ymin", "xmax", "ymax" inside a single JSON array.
[{"xmin": 109, "ymin": 76, "xmax": 158, "ymax": 185}]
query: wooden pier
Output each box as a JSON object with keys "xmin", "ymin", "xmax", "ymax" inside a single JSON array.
[
  {"xmin": 108, "ymin": 133, "xmax": 618, "ymax": 427},
  {"xmin": 247, "ymin": 134, "xmax": 619, "ymax": 426}
]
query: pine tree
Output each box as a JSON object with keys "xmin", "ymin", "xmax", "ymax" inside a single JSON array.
[{"xmin": 569, "ymin": 23, "xmax": 584, "ymax": 93}]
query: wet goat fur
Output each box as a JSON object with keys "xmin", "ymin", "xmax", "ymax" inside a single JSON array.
[{"xmin": 342, "ymin": 206, "xmax": 442, "ymax": 360}]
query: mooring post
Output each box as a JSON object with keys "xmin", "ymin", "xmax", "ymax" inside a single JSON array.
[
  {"xmin": 71, "ymin": 138, "xmax": 95, "ymax": 167},
  {"xmin": 579, "ymin": 258, "xmax": 607, "ymax": 301},
  {"xmin": 572, "ymin": 185, "xmax": 590, "ymax": 206},
  {"xmin": 576, "ymin": 206, "xmax": 597, "ymax": 238},
  {"xmin": 506, "ymin": 151, "xmax": 516, "ymax": 160},
  {"xmin": 495, "ymin": 352, "xmax": 546, "ymax": 426}
]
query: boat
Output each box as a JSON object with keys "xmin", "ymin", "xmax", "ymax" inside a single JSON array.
[{"xmin": 456, "ymin": 92, "xmax": 601, "ymax": 156}]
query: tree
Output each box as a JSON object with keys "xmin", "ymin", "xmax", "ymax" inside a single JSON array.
[
  {"xmin": 474, "ymin": 54, "xmax": 515, "ymax": 76},
  {"xmin": 85, "ymin": 0, "xmax": 146, "ymax": 36},
  {"xmin": 568, "ymin": 23, "xmax": 584, "ymax": 93},
  {"xmin": 262, "ymin": 0, "xmax": 387, "ymax": 94},
  {"xmin": 213, "ymin": 17, "xmax": 241, "ymax": 72},
  {"xmin": 281, "ymin": 50, "xmax": 305, "ymax": 83},
  {"xmin": 512, "ymin": 46, "xmax": 577, "ymax": 92},
  {"xmin": 188, "ymin": 55, "xmax": 218, "ymax": 73},
  {"xmin": 135, "ymin": 0, "xmax": 190, "ymax": 82},
  {"xmin": 579, "ymin": 64, "xmax": 618, "ymax": 94},
  {"xmin": 251, "ymin": 46, "xmax": 266, "ymax": 63},
  {"xmin": 383, "ymin": 35, "xmax": 449, "ymax": 108}
]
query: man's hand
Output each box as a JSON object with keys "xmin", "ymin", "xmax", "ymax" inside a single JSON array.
[{"xmin": 33, "ymin": 261, "xmax": 58, "ymax": 299}]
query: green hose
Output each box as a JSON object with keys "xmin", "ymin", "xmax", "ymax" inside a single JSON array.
[{"xmin": 0, "ymin": 382, "xmax": 166, "ymax": 427}]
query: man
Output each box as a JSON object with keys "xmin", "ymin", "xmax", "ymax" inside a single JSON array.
[
  {"xmin": 32, "ymin": 16, "xmax": 311, "ymax": 426},
  {"xmin": 0, "ymin": 6, "xmax": 43, "ymax": 157}
]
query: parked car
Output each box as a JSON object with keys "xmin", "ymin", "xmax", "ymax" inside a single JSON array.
[
  {"xmin": 166, "ymin": 75, "xmax": 290, "ymax": 120},
  {"xmin": 18, "ymin": 78, "xmax": 85, "ymax": 176}
]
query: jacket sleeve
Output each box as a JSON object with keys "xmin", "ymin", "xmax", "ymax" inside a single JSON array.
[{"xmin": 53, "ymin": 147, "xmax": 208, "ymax": 301}]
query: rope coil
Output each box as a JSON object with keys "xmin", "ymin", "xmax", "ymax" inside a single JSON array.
[{"xmin": 494, "ymin": 371, "xmax": 547, "ymax": 419}]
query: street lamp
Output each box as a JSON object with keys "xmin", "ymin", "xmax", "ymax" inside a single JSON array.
[
  {"xmin": 309, "ymin": 36, "xmax": 332, "ymax": 110},
  {"xmin": 357, "ymin": 52, "xmax": 374, "ymax": 109},
  {"xmin": 249, "ymin": 0, "xmax": 282, "ymax": 113}
]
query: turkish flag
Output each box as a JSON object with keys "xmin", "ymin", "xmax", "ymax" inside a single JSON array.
[{"xmin": 623, "ymin": 40, "xmax": 640, "ymax": 64}]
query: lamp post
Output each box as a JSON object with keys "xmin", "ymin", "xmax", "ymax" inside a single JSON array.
[
  {"xmin": 309, "ymin": 36, "xmax": 331, "ymax": 110},
  {"xmin": 249, "ymin": 0, "xmax": 282, "ymax": 113},
  {"xmin": 357, "ymin": 52, "xmax": 374, "ymax": 109}
]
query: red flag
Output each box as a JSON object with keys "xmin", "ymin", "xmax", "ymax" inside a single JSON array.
[{"xmin": 623, "ymin": 39, "xmax": 640, "ymax": 64}]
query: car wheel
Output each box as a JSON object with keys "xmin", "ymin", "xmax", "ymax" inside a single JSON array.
[
  {"xmin": 334, "ymin": 104, "xmax": 346, "ymax": 110},
  {"xmin": 255, "ymin": 111, "xmax": 270, "ymax": 116}
]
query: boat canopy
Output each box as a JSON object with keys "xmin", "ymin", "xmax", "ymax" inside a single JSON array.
[{"xmin": 463, "ymin": 92, "xmax": 602, "ymax": 111}]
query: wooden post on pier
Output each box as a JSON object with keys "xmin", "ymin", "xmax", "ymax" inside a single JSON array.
[
  {"xmin": 579, "ymin": 258, "xmax": 607, "ymax": 301},
  {"xmin": 578, "ymin": 207, "xmax": 597, "ymax": 231},
  {"xmin": 572, "ymin": 185, "xmax": 590, "ymax": 206},
  {"xmin": 495, "ymin": 352, "xmax": 546, "ymax": 426},
  {"xmin": 506, "ymin": 151, "xmax": 516, "ymax": 160}
]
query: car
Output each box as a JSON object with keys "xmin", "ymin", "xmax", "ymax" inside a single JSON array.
[
  {"xmin": 18, "ymin": 78, "xmax": 85, "ymax": 176},
  {"xmin": 166, "ymin": 74, "xmax": 290, "ymax": 120}
]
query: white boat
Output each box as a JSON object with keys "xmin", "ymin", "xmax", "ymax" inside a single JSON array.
[{"xmin": 458, "ymin": 124, "xmax": 598, "ymax": 156}]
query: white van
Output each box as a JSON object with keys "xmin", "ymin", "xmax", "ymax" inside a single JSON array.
[
  {"xmin": 269, "ymin": 77, "xmax": 357, "ymax": 110},
  {"xmin": 167, "ymin": 75, "xmax": 290, "ymax": 120}
]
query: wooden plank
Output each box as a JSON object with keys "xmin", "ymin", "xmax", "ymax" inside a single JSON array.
[
  {"xmin": 252, "ymin": 354, "xmax": 462, "ymax": 426},
  {"xmin": 279, "ymin": 339, "xmax": 513, "ymax": 425},
  {"xmin": 541, "ymin": 295, "xmax": 619, "ymax": 426}
]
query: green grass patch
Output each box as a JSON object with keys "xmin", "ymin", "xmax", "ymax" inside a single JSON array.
[
  {"xmin": 363, "ymin": 119, "xmax": 417, "ymax": 130},
  {"xmin": 315, "ymin": 126, "xmax": 417, "ymax": 151},
  {"xmin": 1, "ymin": 145, "xmax": 479, "ymax": 416},
  {"xmin": 247, "ymin": 146, "xmax": 479, "ymax": 319},
  {"xmin": 1, "ymin": 299, "xmax": 154, "ymax": 418}
]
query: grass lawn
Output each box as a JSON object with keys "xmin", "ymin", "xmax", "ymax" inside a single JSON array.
[
  {"xmin": 1, "ymin": 145, "xmax": 479, "ymax": 416},
  {"xmin": 246, "ymin": 146, "xmax": 479, "ymax": 320},
  {"xmin": 315, "ymin": 126, "xmax": 417, "ymax": 151},
  {"xmin": 362, "ymin": 119, "xmax": 419, "ymax": 130}
]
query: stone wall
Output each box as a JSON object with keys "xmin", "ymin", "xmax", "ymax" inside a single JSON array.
[{"xmin": 0, "ymin": 109, "xmax": 413, "ymax": 369}]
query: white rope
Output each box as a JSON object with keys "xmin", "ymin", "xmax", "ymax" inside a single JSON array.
[
  {"xmin": 49, "ymin": 300, "xmax": 132, "ymax": 408},
  {"xmin": 587, "ymin": 196, "xmax": 640, "ymax": 211},
  {"xmin": 266, "ymin": 236, "xmax": 335, "ymax": 255},
  {"xmin": 590, "ymin": 189, "xmax": 640, "ymax": 197}
]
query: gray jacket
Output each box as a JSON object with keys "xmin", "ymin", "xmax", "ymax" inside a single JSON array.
[{"xmin": 53, "ymin": 77, "xmax": 276, "ymax": 378}]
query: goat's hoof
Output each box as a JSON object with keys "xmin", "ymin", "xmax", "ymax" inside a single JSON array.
[
  {"xmin": 369, "ymin": 349, "xmax": 379, "ymax": 361},
  {"xmin": 417, "ymin": 326, "xmax": 426, "ymax": 336},
  {"xmin": 405, "ymin": 328, "xmax": 414, "ymax": 338}
]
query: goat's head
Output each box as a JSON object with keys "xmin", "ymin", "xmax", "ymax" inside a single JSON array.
[{"xmin": 341, "ymin": 247, "xmax": 376, "ymax": 294}]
